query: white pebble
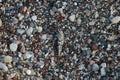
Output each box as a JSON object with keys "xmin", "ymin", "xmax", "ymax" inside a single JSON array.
[
  {"xmin": 111, "ymin": 16, "xmax": 120, "ymax": 24},
  {"xmin": 101, "ymin": 63, "xmax": 106, "ymax": 68},
  {"xmin": 74, "ymin": 2, "xmax": 77, "ymax": 6},
  {"xmin": 69, "ymin": 14, "xmax": 76, "ymax": 22},
  {"xmin": 26, "ymin": 69, "xmax": 31, "ymax": 75},
  {"xmin": 41, "ymin": 34, "xmax": 47, "ymax": 40},
  {"xmin": 10, "ymin": 43, "xmax": 18, "ymax": 51},
  {"xmin": 31, "ymin": 15, "xmax": 37, "ymax": 21},
  {"xmin": 37, "ymin": 26, "xmax": 42, "ymax": 32}
]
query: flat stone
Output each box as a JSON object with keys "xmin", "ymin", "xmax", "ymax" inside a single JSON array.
[
  {"xmin": 111, "ymin": 16, "xmax": 120, "ymax": 24},
  {"xmin": 69, "ymin": 14, "xmax": 76, "ymax": 22},
  {"xmin": 24, "ymin": 51, "xmax": 33, "ymax": 59},
  {"xmin": 17, "ymin": 29, "xmax": 25, "ymax": 35},
  {"xmin": 4, "ymin": 56, "xmax": 12, "ymax": 63},
  {"xmin": 0, "ymin": 19, "xmax": 2, "ymax": 26},
  {"xmin": 0, "ymin": 62, "xmax": 8, "ymax": 72},
  {"xmin": 10, "ymin": 43, "xmax": 18, "ymax": 51}
]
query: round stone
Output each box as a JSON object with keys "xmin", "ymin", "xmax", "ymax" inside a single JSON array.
[
  {"xmin": 69, "ymin": 14, "xmax": 76, "ymax": 22},
  {"xmin": 101, "ymin": 63, "xmax": 106, "ymax": 68},
  {"xmin": 26, "ymin": 69, "xmax": 31, "ymax": 75},
  {"xmin": 10, "ymin": 43, "xmax": 18, "ymax": 51},
  {"xmin": 37, "ymin": 26, "xmax": 43, "ymax": 32},
  {"xmin": 92, "ymin": 63, "xmax": 99, "ymax": 71},
  {"xmin": 74, "ymin": 2, "xmax": 77, "ymax": 6}
]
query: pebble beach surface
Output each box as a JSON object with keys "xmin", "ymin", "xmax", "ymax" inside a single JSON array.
[{"xmin": 0, "ymin": 0, "xmax": 120, "ymax": 80}]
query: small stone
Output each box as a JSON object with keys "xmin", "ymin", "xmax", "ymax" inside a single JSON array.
[
  {"xmin": 0, "ymin": 62, "xmax": 8, "ymax": 72},
  {"xmin": 31, "ymin": 15, "xmax": 37, "ymax": 21},
  {"xmin": 24, "ymin": 51, "xmax": 33, "ymax": 59},
  {"xmin": 0, "ymin": 19, "xmax": 2, "ymax": 26},
  {"xmin": 69, "ymin": 14, "xmax": 76, "ymax": 22},
  {"xmin": 41, "ymin": 34, "xmax": 47, "ymax": 40},
  {"xmin": 10, "ymin": 43, "xmax": 18, "ymax": 51},
  {"xmin": 111, "ymin": 16, "xmax": 120, "ymax": 24},
  {"xmin": 95, "ymin": 11, "xmax": 99, "ymax": 18},
  {"xmin": 26, "ymin": 27, "xmax": 33, "ymax": 36},
  {"xmin": 36, "ymin": 26, "xmax": 42, "ymax": 32},
  {"xmin": 79, "ymin": 64, "xmax": 85, "ymax": 70},
  {"xmin": 100, "ymin": 67, "xmax": 106, "ymax": 76},
  {"xmin": 58, "ymin": 8, "xmax": 64, "ymax": 15},
  {"xmin": 0, "ymin": 0, "xmax": 2, "ymax": 2},
  {"xmin": 12, "ymin": 17, "xmax": 18, "ymax": 24},
  {"xmin": 17, "ymin": 29, "xmax": 25, "ymax": 35},
  {"xmin": 74, "ymin": 2, "xmax": 77, "ymax": 6},
  {"xmin": 39, "ymin": 61, "xmax": 44, "ymax": 68},
  {"xmin": 4, "ymin": 56, "xmax": 12, "ymax": 63},
  {"xmin": 89, "ymin": 21, "xmax": 96, "ymax": 26},
  {"xmin": 92, "ymin": 63, "xmax": 99, "ymax": 71},
  {"xmin": 101, "ymin": 63, "xmax": 106, "ymax": 68},
  {"xmin": 77, "ymin": 18, "xmax": 81, "ymax": 25},
  {"xmin": 26, "ymin": 69, "xmax": 31, "ymax": 75},
  {"xmin": 18, "ymin": 13, "xmax": 24, "ymax": 21}
]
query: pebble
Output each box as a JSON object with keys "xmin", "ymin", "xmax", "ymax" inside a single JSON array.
[
  {"xmin": 41, "ymin": 34, "xmax": 47, "ymax": 40},
  {"xmin": 77, "ymin": 18, "xmax": 81, "ymax": 25},
  {"xmin": 26, "ymin": 27, "xmax": 33, "ymax": 36},
  {"xmin": 92, "ymin": 63, "xmax": 99, "ymax": 71},
  {"xmin": 18, "ymin": 13, "xmax": 24, "ymax": 21},
  {"xmin": 26, "ymin": 69, "xmax": 31, "ymax": 75},
  {"xmin": 0, "ymin": 62, "xmax": 8, "ymax": 72},
  {"xmin": 69, "ymin": 14, "xmax": 76, "ymax": 22},
  {"xmin": 100, "ymin": 67, "xmax": 106, "ymax": 76},
  {"xmin": 0, "ymin": 1, "xmax": 120, "ymax": 80},
  {"xmin": 24, "ymin": 51, "xmax": 33, "ymax": 59},
  {"xmin": 4, "ymin": 56, "xmax": 12, "ymax": 64},
  {"xmin": 101, "ymin": 63, "xmax": 106, "ymax": 68},
  {"xmin": 31, "ymin": 15, "xmax": 37, "ymax": 21},
  {"xmin": 89, "ymin": 21, "xmax": 96, "ymax": 25},
  {"xmin": 111, "ymin": 16, "xmax": 120, "ymax": 24},
  {"xmin": 36, "ymin": 26, "xmax": 43, "ymax": 33},
  {"xmin": 17, "ymin": 29, "xmax": 25, "ymax": 35},
  {"xmin": 10, "ymin": 43, "xmax": 18, "ymax": 51},
  {"xmin": 0, "ymin": 19, "xmax": 2, "ymax": 27}
]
